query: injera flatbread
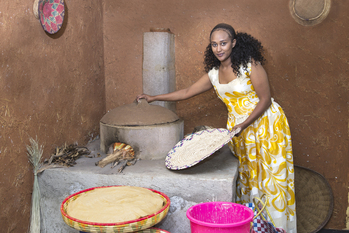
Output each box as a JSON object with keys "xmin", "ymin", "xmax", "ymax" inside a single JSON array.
[{"xmin": 66, "ymin": 186, "xmax": 164, "ymax": 223}]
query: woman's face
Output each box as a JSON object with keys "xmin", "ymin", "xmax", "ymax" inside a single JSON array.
[{"xmin": 210, "ymin": 30, "xmax": 236, "ymax": 63}]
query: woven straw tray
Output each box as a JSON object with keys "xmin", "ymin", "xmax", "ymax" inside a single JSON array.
[
  {"xmin": 61, "ymin": 186, "xmax": 170, "ymax": 233},
  {"xmin": 165, "ymin": 128, "xmax": 238, "ymax": 170},
  {"xmin": 134, "ymin": 228, "xmax": 170, "ymax": 233},
  {"xmin": 79, "ymin": 227, "xmax": 170, "ymax": 233}
]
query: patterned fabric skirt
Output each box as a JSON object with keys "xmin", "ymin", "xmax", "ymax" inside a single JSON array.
[{"xmin": 228, "ymin": 102, "xmax": 297, "ymax": 233}]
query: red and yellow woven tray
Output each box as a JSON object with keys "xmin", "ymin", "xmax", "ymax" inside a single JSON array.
[
  {"xmin": 79, "ymin": 227, "xmax": 170, "ymax": 233},
  {"xmin": 61, "ymin": 186, "xmax": 170, "ymax": 233},
  {"xmin": 135, "ymin": 228, "xmax": 170, "ymax": 233}
]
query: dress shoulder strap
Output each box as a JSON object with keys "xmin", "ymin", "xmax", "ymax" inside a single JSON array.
[{"xmin": 207, "ymin": 68, "xmax": 219, "ymax": 85}]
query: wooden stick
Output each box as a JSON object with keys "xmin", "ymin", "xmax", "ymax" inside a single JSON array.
[{"xmin": 96, "ymin": 150, "xmax": 123, "ymax": 168}]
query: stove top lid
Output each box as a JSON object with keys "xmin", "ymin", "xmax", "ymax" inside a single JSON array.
[{"xmin": 100, "ymin": 99, "xmax": 179, "ymax": 126}]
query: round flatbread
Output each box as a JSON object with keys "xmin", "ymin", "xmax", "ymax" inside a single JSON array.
[{"xmin": 66, "ymin": 186, "xmax": 164, "ymax": 223}]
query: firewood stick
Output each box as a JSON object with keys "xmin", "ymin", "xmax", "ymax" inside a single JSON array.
[
  {"xmin": 111, "ymin": 160, "xmax": 120, "ymax": 168},
  {"xmin": 127, "ymin": 158, "xmax": 138, "ymax": 166},
  {"xmin": 96, "ymin": 150, "xmax": 123, "ymax": 168},
  {"xmin": 117, "ymin": 160, "xmax": 128, "ymax": 173}
]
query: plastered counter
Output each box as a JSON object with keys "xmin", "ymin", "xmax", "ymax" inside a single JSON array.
[{"xmin": 38, "ymin": 139, "xmax": 239, "ymax": 233}]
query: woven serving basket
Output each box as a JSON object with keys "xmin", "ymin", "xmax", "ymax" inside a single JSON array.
[
  {"xmin": 135, "ymin": 228, "xmax": 170, "ymax": 233},
  {"xmin": 294, "ymin": 165, "xmax": 333, "ymax": 233},
  {"xmin": 289, "ymin": 0, "xmax": 331, "ymax": 26},
  {"xmin": 80, "ymin": 227, "xmax": 170, "ymax": 233},
  {"xmin": 61, "ymin": 186, "xmax": 170, "ymax": 233},
  {"xmin": 165, "ymin": 128, "xmax": 239, "ymax": 170},
  {"xmin": 38, "ymin": 0, "xmax": 65, "ymax": 34}
]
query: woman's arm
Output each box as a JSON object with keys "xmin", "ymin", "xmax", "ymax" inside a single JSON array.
[
  {"xmin": 232, "ymin": 61, "xmax": 272, "ymax": 134},
  {"xmin": 136, "ymin": 73, "xmax": 213, "ymax": 102}
]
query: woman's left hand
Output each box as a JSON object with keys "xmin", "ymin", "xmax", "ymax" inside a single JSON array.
[{"xmin": 232, "ymin": 123, "xmax": 246, "ymax": 137}]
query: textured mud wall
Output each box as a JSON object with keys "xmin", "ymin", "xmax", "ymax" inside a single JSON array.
[
  {"xmin": 0, "ymin": 1, "xmax": 105, "ymax": 232},
  {"xmin": 103, "ymin": 0, "xmax": 349, "ymax": 229}
]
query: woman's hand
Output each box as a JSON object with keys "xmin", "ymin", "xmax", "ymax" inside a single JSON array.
[
  {"xmin": 136, "ymin": 73, "xmax": 212, "ymax": 104},
  {"xmin": 232, "ymin": 123, "xmax": 247, "ymax": 137},
  {"xmin": 136, "ymin": 94, "xmax": 155, "ymax": 103}
]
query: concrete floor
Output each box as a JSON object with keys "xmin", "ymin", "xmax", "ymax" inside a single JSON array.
[{"xmin": 319, "ymin": 230, "xmax": 349, "ymax": 233}]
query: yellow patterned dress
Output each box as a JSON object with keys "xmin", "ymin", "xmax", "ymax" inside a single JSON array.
[{"xmin": 208, "ymin": 63, "xmax": 297, "ymax": 233}]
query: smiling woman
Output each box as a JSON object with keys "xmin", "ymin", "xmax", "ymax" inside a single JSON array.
[{"xmin": 137, "ymin": 23, "xmax": 297, "ymax": 233}]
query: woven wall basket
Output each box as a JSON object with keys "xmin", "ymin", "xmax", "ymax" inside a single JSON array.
[
  {"xmin": 294, "ymin": 165, "xmax": 334, "ymax": 233},
  {"xmin": 289, "ymin": 0, "xmax": 331, "ymax": 26}
]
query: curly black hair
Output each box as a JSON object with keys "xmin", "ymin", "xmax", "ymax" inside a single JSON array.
[{"xmin": 204, "ymin": 23, "xmax": 265, "ymax": 75}]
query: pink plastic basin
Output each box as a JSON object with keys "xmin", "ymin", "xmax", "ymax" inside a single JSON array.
[{"xmin": 186, "ymin": 202, "xmax": 254, "ymax": 233}]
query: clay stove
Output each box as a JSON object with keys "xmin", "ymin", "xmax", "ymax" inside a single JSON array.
[
  {"xmin": 99, "ymin": 99, "xmax": 184, "ymax": 160},
  {"xmin": 100, "ymin": 31, "xmax": 183, "ymax": 160}
]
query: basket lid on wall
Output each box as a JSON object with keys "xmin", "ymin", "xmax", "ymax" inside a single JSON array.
[
  {"xmin": 289, "ymin": 0, "xmax": 331, "ymax": 26},
  {"xmin": 100, "ymin": 99, "xmax": 179, "ymax": 126},
  {"xmin": 38, "ymin": 0, "xmax": 65, "ymax": 34}
]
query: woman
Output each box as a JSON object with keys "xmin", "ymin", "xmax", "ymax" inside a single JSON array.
[{"xmin": 137, "ymin": 23, "xmax": 296, "ymax": 232}]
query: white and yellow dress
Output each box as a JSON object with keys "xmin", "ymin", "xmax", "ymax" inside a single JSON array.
[{"xmin": 208, "ymin": 63, "xmax": 297, "ymax": 233}]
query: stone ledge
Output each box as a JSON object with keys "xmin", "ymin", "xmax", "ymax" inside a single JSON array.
[{"xmin": 38, "ymin": 139, "xmax": 239, "ymax": 233}]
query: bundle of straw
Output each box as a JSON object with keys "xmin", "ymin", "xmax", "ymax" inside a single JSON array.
[{"xmin": 27, "ymin": 137, "xmax": 43, "ymax": 233}]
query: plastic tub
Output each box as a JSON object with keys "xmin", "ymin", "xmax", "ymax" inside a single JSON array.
[{"xmin": 186, "ymin": 202, "xmax": 253, "ymax": 233}]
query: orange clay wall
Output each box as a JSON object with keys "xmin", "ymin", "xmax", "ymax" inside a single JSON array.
[
  {"xmin": 103, "ymin": 0, "xmax": 348, "ymax": 230},
  {"xmin": 0, "ymin": 1, "xmax": 105, "ymax": 231},
  {"xmin": 0, "ymin": 0, "xmax": 348, "ymax": 231}
]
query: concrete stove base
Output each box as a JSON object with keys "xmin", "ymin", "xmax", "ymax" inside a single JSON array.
[
  {"xmin": 38, "ymin": 139, "xmax": 239, "ymax": 233},
  {"xmin": 99, "ymin": 119, "xmax": 184, "ymax": 160}
]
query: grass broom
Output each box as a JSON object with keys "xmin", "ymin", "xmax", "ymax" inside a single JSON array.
[{"xmin": 27, "ymin": 137, "xmax": 43, "ymax": 233}]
